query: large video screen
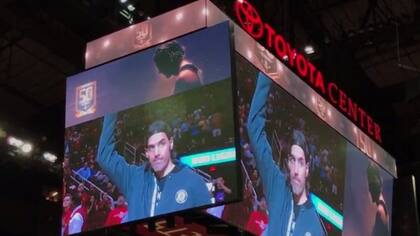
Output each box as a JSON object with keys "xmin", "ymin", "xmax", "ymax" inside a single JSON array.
[
  {"xmin": 207, "ymin": 49, "xmax": 395, "ymax": 235},
  {"xmin": 207, "ymin": 54, "xmax": 347, "ymax": 236},
  {"xmin": 62, "ymin": 22, "xmax": 242, "ymax": 235}
]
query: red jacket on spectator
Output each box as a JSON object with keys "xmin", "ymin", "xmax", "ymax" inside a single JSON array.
[
  {"xmin": 62, "ymin": 208, "xmax": 72, "ymax": 236},
  {"xmin": 245, "ymin": 210, "xmax": 268, "ymax": 236},
  {"xmin": 104, "ymin": 205, "xmax": 128, "ymax": 227}
]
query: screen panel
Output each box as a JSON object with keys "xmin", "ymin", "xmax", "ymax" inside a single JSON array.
[
  {"xmin": 342, "ymin": 144, "xmax": 394, "ymax": 236},
  {"xmin": 203, "ymin": 2, "xmax": 396, "ymax": 235},
  {"xmin": 66, "ymin": 21, "xmax": 233, "ymax": 128},
  {"xmin": 207, "ymin": 53, "xmax": 347, "ymax": 236},
  {"xmin": 207, "ymin": 52, "xmax": 395, "ymax": 236},
  {"xmin": 63, "ymin": 22, "xmax": 242, "ymax": 235}
]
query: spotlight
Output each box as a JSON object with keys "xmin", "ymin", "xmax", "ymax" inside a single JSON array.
[
  {"xmin": 7, "ymin": 136, "xmax": 23, "ymax": 147},
  {"xmin": 21, "ymin": 143, "xmax": 33, "ymax": 153},
  {"xmin": 120, "ymin": 0, "xmax": 127, "ymax": 3},
  {"xmin": 238, "ymin": 0, "xmax": 244, "ymax": 3},
  {"xmin": 45, "ymin": 190, "xmax": 60, "ymax": 202},
  {"xmin": 304, "ymin": 45, "xmax": 315, "ymax": 55},
  {"xmin": 43, "ymin": 152, "xmax": 58, "ymax": 163},
  {"xmin": 127, "ymin": 4, "xmax": 135, "ymax": 12}
]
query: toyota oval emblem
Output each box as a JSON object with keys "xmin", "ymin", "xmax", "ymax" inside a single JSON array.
[{"xmin": 235, "ymin": 1, "xmax": 264, "ymax": 38}]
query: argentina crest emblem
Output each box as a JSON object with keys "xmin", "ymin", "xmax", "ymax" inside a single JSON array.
[
  {"xmin": 175, "ymin": 189, "xmax": 188, "ymax": 204},
  {"xmin": 75, "ymin": 81, "xmax": 96, "ymax": 118}
]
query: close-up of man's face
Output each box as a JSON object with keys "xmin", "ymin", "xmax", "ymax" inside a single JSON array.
[
  {"xmin": 146, "ymin": 132, "xmax": 173, "ymax": 174},
  {"xmin": 287, "ymin": 144, "xmax": 309, "ymax": 199}
]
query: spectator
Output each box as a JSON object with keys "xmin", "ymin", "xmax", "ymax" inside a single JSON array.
[
  {"xmin": 213, "ymin": 177, "xmax": 232, "ymax": 202},
  {"xmin": 246, "ymin": 196, "xmax": 269, "ymax": 236},
  {"xmin": 62, "ymin": 194, "xmax": 73, "ymax": 236},
  {"xmin": 105, "ymin": 195, "xmax": 128, "ymax": 227},
  {"xmin": 76, "ymin": 162, "xmax": 92, "ymax": 180}
]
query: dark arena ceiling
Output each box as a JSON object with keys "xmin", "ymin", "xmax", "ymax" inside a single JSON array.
[{"xmin": 0, "ymin": 0, "xmax": 419, "ymax": 235}]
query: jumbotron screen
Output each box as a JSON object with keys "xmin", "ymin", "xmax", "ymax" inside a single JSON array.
[
  {"xmin": 207, "ymin": 53, "xmax": 394, "ymax": 236},
  {"xmin": 62, "ymin": 22, "xmax": 242, "ymax": 235}
]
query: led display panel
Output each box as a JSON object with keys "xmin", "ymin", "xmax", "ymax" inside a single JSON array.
[
  {"xmin": 208, "ymin": 54, "xmax": 347, "ymax": 236},
  {"xmin": 62, "ymin": 22, "xmax": 241, "ymax": 235},
  {"xmin": 342, "ymin": 144, "xmax": 394, "ymax": 236},
  {"xmin": 207, "ymin": 52, "xmax": 395, "ymax": 236}
]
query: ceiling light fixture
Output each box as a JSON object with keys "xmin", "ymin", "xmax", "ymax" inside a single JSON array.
[
  {"xmin": 43, "ymin": 152, "xmax": 58, "ymax": 163},
  {"xmin": 304, "ymin": 45, "xmax": 315, "ymax": 55},
  {"xmin": 21, "ymin": 143, "xmax": 33, "ymax": 153},
  {"xmin": 7, "ymin": 136, "xmax": 23, "ymax": 147},
  {"xmin": 127, "ymin": 4, "xmax": 136, "ymax": 12}
]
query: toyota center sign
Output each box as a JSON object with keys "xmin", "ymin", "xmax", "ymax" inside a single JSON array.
[{"xmin": 234, "ymin": 0, "xmax": 383, "ymax": 144}]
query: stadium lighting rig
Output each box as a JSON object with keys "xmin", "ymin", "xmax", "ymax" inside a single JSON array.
[{"xmin": 2, "ymin": 132, "xmax": 58, "ymax": 163}]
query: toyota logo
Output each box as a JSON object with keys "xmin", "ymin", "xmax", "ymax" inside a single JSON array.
[{"xmin": 235, "ymin": 0, "xmax": 264, "ymax": 38}]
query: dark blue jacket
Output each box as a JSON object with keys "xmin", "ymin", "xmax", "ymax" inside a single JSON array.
[
  {"xmin": 247, "ymin": 73, "xmax": 325, "ymax": 236},
  {"xmin": 96, "ymin": 113, "xmax": 212, "ymax": 222}
]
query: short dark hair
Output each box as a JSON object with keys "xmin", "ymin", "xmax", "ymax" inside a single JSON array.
[
  {"xmin": 367, "ymin": 163, "xmax": 382, "ymax": 203},
  {"xmin": 153, "ymin": 41, "xmax": 184, "ymax": 77},
  {"xmin": 148, "ymin": 120, "xmax": 172, "ymax": 138},
  {"xmin": 292, "ymin": 136, "xmax": 309, "ymax": 163}
]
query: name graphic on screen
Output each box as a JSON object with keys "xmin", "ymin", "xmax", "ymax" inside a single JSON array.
[{"xmin": 75, "ymin": 81, "xmax": 97, "ymax": 118}]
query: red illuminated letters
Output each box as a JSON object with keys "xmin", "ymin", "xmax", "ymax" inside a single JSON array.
[
  {"xmin": 264, "ymin": 24, "xmax": 276, "ymax": 48},
  {"xmin": 327, "ymin": 82, "xmax": 338, "ymax": 104},
  {"xmin": 314, "ymin": 72, "xmax": 326, "ymax": 95},
  {"xmin": 367, "ymin": 115, "xmax": 374, "ymax": 136},
  {"xmin": 358, "ymin": 108, "xmax": 366, "ymax": 128},
  {"xmin": 296, "ymin": 54, "xmax": 308, "ymax": 78},
  {"xmin": 374, "ymin": 123, "xmax": 382, "ymax": 143},
  {"xmin": 347, "ymin": 98, "xmax": 359, "ymax": 122},
  {"xmin": 274, "ymin": 35, "xmax": 287, "ymax": 59},
  {"xmin": 235, "ymin": 0, "xmax": 383, "ymax": 143}
]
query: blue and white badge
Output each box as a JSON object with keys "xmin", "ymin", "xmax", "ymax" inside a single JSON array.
[{"xmin": 175, "ymin": 189, "xmax": 188, "ymax": 204}]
